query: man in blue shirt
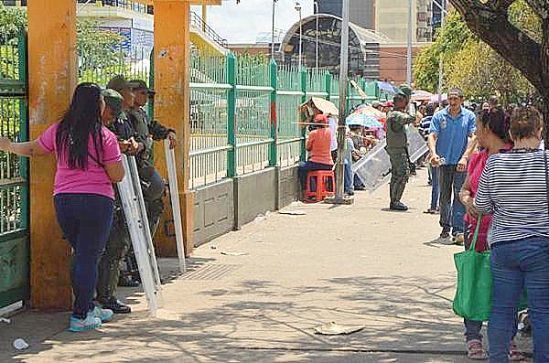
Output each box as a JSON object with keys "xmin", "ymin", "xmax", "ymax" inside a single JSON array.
[{"xmin": 428, "ymin": 88, "xmax": 477, "ymax": 244}]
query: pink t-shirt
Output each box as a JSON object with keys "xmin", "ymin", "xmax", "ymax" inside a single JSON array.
[
  {"xmin": 37, "ymin": 123, "xmax": 122, "ymax": 199},
  {"xmin": 464, "ymin": 145, "xmax": 512, "ymax": 251}
]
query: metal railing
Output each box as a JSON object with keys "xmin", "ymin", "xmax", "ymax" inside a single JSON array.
[{"xmin": 190, "ymin": 11, "xmax": 229, "ymax": 49}]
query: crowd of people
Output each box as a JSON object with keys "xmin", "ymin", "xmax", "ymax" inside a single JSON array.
[
  {"xmin": 299, "ymin": 86, "xmax": 549, "ymax": 362},
  {"xmin": 0, "ymin": 77, "xmax": 176, "ymax": 332}
]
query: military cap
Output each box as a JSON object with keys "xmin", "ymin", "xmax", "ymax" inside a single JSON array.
[
  {"xmin": 397, "ymin": 84, "xmax": 413, "ymax": 99},
  {"xmin": 107, "ymin": 75, "xmax": 131, "ymax": 92},
  {"xmin": 101, "ymin": 89, "xmax": 123, "ymax": 119},
  {"xmin": 129, "ymin": 79, "xmax": 155, "ymax": 95}
]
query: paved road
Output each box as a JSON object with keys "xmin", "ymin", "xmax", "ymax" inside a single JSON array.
[{"xmin": 0, "ymin": 168, "xmax": 532, "ymax": 362}]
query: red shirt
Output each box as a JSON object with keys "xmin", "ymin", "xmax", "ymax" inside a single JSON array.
[{"xmin": 307, "ymin": 128, "xmax": 333, "ymax": 165}]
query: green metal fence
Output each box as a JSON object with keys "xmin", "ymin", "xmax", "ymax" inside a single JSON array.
[
  {"xmin": 188, "ymin": 51, "xmax": 382, "ymax": 190},
  {"xmin": 0, "ymin": 32, "xmax": 29, "ymax": 309}
]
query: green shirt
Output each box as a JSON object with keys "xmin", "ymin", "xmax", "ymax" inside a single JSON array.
[{"xmin": 386, "ymin": 110, "xmax": 415, "ymax": 149}]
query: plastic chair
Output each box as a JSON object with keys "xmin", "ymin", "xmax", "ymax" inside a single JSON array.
[{"xmin": 304, "ymin": 170, "xmax": 335, "ymax": 203}]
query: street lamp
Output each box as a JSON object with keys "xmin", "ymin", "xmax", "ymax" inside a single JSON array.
[{"xmin": 295, "ymin": 1, "xmax": 302, "ymax": 70}]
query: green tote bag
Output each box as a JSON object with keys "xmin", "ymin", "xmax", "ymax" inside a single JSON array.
[{"xmin": 452, "ymin": 215, "xmax": 493, "ymax": 322}]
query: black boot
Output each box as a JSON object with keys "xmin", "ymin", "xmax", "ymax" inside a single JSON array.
[
  {"xmin": 390, "ymin": 201, "xmax": 409, "ymax": 211},
  {"xmin": 100, "ymin": 297, "xmax": 132, "ymax": 314}
]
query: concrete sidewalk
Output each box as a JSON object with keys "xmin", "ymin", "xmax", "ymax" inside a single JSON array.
[{"xmin": 0, "ymin": 168, "xmax": 532, "ymax": 362}]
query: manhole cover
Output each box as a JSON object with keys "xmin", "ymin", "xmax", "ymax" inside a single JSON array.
[{"xmin": 182, "ymin": 264, "xmax": 241, "ymax": 280}]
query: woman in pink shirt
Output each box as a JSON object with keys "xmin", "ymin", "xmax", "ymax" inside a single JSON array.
[
  {"xmin": 0, "ymin": 83, "xmax": 124, "ymax": 332},
  {"xmin": 459, "ymin": 107, "xmax": 523, "ymax": 360}
]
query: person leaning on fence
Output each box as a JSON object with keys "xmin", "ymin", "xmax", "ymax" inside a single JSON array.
[
  {"xmin": 474, "ymin": 106, "xmax": 549, "ymax": 363},
  {"xmin": 298, "ymin": 114, "xmax": 334, "ymax": 193},
  {"xmin": 95, "ymin": 77, "xmax": 140, "ymax": 314},
  {"xmin": 385, "ymin": 84, "xmax": 415, "ymax": 211},
  {"xmin": 0, "ymin": 83, "xmax": 124, "ymax": 332},
  {"xmin": 457, "ymin": 107, "xmax": 525, "ymax": 361},
  {"xmin": 128, "ymin": 79, "xmax": 176, "ymax": 238}
]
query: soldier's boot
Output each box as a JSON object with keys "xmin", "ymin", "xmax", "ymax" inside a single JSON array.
[
  {"xmin": 390, "ymin": 201, "xmax": 409, "ymax": 211},
  {"xmin": 96, "ymin": 245, "xmax": 132, "ymax": 314}
]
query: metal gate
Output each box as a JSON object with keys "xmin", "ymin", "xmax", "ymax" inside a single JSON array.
[{"xmin": 0, "ymin": 32, "xmax": 29, "ymax": 309}]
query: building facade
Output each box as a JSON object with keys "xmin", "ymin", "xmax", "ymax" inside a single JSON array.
[{"xmin": 315, "ymin": 0, "xmax": 375, "ymax": 30}]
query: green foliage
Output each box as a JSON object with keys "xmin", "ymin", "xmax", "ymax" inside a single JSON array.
[
  {"xmin": 413, "ymin": 11, "xmax": 474, "ymax": 92},
  {"xmin": 77, "ymin": 19, "xmax": 126, "ymax": 74},
  {"xmin": 0, "ymin": 3, "xmax": 26, "ymax": 43},
  {"xmin": 414, "ymin": 1, "xmax": 542, "ymax": 104}
]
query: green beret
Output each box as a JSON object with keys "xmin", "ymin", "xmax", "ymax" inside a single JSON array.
[
  {"xmin": 397, "ymin": 84, "xmax": 413, "ymax": 99},
  {"xmin": 106, "ymin": 75, "xmax": 130, "ymax": 92}
]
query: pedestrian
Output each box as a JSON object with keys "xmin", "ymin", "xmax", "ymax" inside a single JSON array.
[
  {"xmin": 458, "ymin": 107, "xmax": 525, "ymax": 361},
  {"xmin": 385, "ymin": 84, "xmax": 415, "ymax": 211},
  {"xmin": 95, "ymin": 76, "xmax": 140, "ymax": 314},
  {"xmin": 475, "ymin": 106, "xmax": 549, "ymax": 362},
  {"xmin": 328, "ymin": 114, "xmax": 338, "ymax": 166},
  {"xmin": 420, "ymin": 104, "xmax": 439, "ymax": 214},
  {"xmin": 298, "ymin": 114, "xmax": 333, "ymax": 192},
  {"xmin": 0, "ymin": 83, "xmax": 124, "ymax": 332},
  {"xmin": 428, "ymin": 88, "xmax": 476, "ymax": 244}
]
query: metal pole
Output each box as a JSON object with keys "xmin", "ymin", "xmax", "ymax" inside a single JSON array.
[
  {"xmin": 299, "ymin": 9, "xmax": 303, "ymax": 70},
  {"xmin": 406, "ymin": 0, "xmax": 413, "ymax": 85},
  {"xmin": 315, "ymin": 1, "xmax": 319, "ymax": 69},
  {"xmin": 437, "ymin": 0, "xmax": 445, "ymax": 106},
  {"xmin": 271, "ymin": 0, "xmax": 277, "ymax": 60},
  {"xmin": 333, "ymin": 0, "xmax": 350, "ymax": 202}
]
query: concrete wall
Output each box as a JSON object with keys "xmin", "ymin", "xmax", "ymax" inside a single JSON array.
[
  {"xmin": 193, "ymin": 179, "xmax": 235, "ymax": 247},
  {"xmin": 278, "ymin": 165, "xmax": 300, "ymax": 209},
  {"xmin": 234, "ymin": 167, "xmax": 278, "ymax": 229},
  {"xmin": 192, "ymin": 166, "xmax": 299, "ymax": 245}
]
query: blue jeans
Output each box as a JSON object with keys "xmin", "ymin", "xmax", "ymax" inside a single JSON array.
[
  {"xmin": 344, "ymin": 160, "xmax": 353, "ymax": 194},
  {"xmin": 464, "ymin": 317, "xmax": 517, "ymax": 343},
  {"xmin": 298, "ymin": 161, "xmax": 333, "ymax": 190},
  {"xmin": 439, "ymin": 165, "xmax": 465, "ymax": 234},
  {"xmin": 489, "ymin": 238, "xmax": 549, "ymax": 362},
  {"xmin": 430, "ymin": 165, "xmax": 440, "ymax": 210},
  {"xmin": 54, "ymin": 193, "xmax": 114, "ymax": 319}
]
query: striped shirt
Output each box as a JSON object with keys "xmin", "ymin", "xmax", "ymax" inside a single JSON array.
[{"xmin": 475, "ymin": 150, "xmax": 549, "ymax": 246}]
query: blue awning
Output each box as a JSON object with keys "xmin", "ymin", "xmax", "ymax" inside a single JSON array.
[{"xmin": 377, "ymin": 81, "xmax": 398, "ymax": 94}]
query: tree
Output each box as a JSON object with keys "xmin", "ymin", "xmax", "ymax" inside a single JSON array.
[
  {"xmin": 449, "ymin": 0, "xmax": 549, "ymax": 140},
  {"xmin": 413, "ymin": 11, "xmax": 474, "ymax": 92}
]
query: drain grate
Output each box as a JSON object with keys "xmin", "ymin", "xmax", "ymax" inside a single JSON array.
[{"xmin": 181, "ymin": 264, "xmax": 241, "ymax": 281}]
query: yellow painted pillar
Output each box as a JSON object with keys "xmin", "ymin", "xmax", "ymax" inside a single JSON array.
[
  {"xmin": 153, "ymin": 0, "xmax": 194, "ymax": 257},
  {"xmin": 27, "ymin": 0, "xmax": 76, "ymax": 310}
]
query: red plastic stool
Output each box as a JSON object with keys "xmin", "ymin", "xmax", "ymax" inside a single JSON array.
[{"xmin": 304, "ymin": 170, "xmax": 335, "ymax": 203}]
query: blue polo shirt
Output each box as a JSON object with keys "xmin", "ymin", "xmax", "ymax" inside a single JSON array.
[{"xmin": 429, "ymin": 107, "xmax": 476, "ymax": 165}]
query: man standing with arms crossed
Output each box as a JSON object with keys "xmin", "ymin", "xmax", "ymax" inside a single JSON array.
[
  {"xmin": 386, "ymin": 84, "xmax": 415, "ymax": 211},
  {"xmin": 428, "ymin": 88, "xmax": 476, "ymax": 244}
]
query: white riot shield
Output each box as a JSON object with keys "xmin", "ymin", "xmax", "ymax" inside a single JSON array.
[
  {"xmin": 117, "ymin": 155, "xmax": 163, "ymax": 316},
  {"xmin": 352, "ymin": 127, "xmax": 428, "ymax": 192},
  {"xmin": 164, "ymin": 139, "xmax": 187, "ymax": 273}
]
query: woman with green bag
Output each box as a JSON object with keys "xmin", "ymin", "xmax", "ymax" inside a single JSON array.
[
  {"xmin": 475, "ymin": 106, "xmax": 549, "ymax": 363},
  {"xmin": 458, "ymin": 107, "xmax": 524, "ymax": 360}
]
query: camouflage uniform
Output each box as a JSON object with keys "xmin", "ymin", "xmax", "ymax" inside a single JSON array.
[
  {"xmin": 95, "ymin": 84, "xmax": 136, "ymax": 310},
  {"xmin": 128, "ymin": 79, "xmax": 174, "ymax": 238},
  {"xmin": 385, "ymin": 84, "xmax": 415, "ymax": 209}
]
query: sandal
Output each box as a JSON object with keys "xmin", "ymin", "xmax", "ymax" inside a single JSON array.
[
  {"xmin": 509, "ymin": 341, "xmax": 526, "ymax": 361},
  {"xmin": 423, "ymin": 208, "xmax": 437, "ymax": 214},
  {"xmin": 466, "ymin": 339, "xmax": 488, "ymax": 360}
]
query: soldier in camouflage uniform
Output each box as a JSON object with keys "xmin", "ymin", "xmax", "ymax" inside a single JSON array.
[
  {"xmin": 128, "ymin": 79, "xmax": 176, "ymax": 237},
  {"xmin": 95, "ymin": 77, "xmax": 139, "ymax": 314},
  {"xmin": 385, "ymin": 84, "xmax": 415, "ymax": 211}
]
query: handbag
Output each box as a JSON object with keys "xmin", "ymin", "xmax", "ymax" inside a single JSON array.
[{"xmin": 452, "ymin": 215, "xmax": 493, "ymax": 321}]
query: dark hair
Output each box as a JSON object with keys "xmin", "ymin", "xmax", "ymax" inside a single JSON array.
[
  {"xmin": 425, "ymin": 104, "xmax": 435, "ymax": 116},
  {"xmin": 509, "ymin": 106, "xmax": 542, "ymax": 140},
  {"xmin": 478, "ymin": 107, "xmax": 510, "ymax": 142},
  {"xmin": 55, "ymin": 83, "xmax": 104, "ymax": 170}
]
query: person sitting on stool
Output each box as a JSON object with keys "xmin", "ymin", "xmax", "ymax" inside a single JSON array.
[{"xmin": 298, "ymin": 114, "xmax": 334, "ymax": 193}]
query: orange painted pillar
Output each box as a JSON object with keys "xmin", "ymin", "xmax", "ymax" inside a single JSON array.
[
  {"xmin": 153, "ymin": 0, "xmax": 194, "ymax": 257},
  {"xmin": 27, "ymin": 0, "xmax": 76, "ymax": 309}
]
